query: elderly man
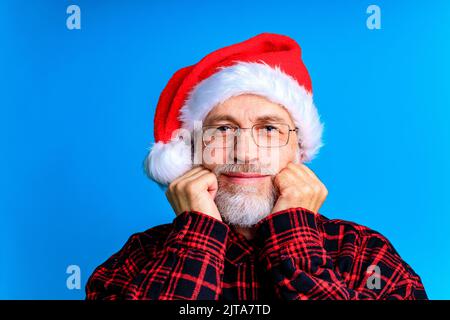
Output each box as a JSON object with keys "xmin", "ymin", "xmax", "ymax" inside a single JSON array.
[{"xmin": 86, "ymin": 33, "xmax": 427, "ymax": 300}]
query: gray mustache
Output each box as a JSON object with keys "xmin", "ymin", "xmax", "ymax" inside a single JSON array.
[{"xmin": 213, "ymin": 164, "xmax": 277, "ymax": 176}]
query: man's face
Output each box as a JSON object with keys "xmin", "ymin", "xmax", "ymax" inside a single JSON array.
[{"xmin": 200, "ymin": 94, "xmax": 301, "ymax": 227}]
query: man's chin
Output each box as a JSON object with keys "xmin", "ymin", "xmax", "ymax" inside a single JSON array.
[
  {"xmin": 221, "ymin": 214, "xmax": 270, "ymax": 228},
  {"xmin": 218, "ymin": 176, "xmax": 272, "ymax": 192},
  {"xmin": 214, "ymin": 183, "xmax": 278, "ymax": 228}
]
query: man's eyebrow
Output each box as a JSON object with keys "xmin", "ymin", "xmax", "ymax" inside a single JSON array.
[
  {"xmin": 205, "ymin": 114, "xmax": 238, "ymax": 124},
  {"xmin": 254, "ymin": 115, "xmax": 288, "ymax": 123},
  {"xmin": 205, "ymin": 113, "xmax": 291, "ymax": 125}
]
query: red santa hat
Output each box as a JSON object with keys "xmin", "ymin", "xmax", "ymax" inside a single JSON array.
[{"xmin": 145, "ymin": 33, "xmax": 324, "ymax": 185}]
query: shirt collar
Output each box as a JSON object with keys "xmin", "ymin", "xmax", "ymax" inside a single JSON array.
[{"xmin": 225, "ymin": 226, "xmax": 260, "ymax": 265}]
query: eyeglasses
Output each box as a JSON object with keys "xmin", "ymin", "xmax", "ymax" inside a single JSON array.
[{"xmin": 202, "ymin": 123, "xmax": 298, "ymax": 148}]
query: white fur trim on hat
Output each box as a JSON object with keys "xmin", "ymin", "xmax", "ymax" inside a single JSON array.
[
  {"xmin": 144, "ymin": 138, "xmax": 192, "ymax": 186},
  {"xmin": 145, "ymin": 61, "xmax": 324, "ymax": 185}
]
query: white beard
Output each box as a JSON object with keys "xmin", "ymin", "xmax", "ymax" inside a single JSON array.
[
  {"xmin": 211, "ymin": 149, "xmax": 300, "ymax": 227},
  {"xmin": 214, "ymin": 178, "xmax": 278, "ymax": 227}
]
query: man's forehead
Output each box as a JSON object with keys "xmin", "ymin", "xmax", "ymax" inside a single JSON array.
[{"xmin": 205, "ymin": 95, "xmax": 295, "ymax": 125}]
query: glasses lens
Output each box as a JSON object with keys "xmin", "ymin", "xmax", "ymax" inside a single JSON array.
[
  {"xmin": 203, "ymin": 126, "xmax": 235, "ymax": 148},
  {"xmin": 202, "ymin": 124, "xmax": 292, "ymax": 148},
  {"xmin": 253, "ymin": 123, "xmax": 290, "ymax": 147}
]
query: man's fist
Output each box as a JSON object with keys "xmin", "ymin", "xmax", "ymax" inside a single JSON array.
[
  {"xmin": 272, "ymin": 163, "xmax": 328, "ymax": 214},
  {"xmin": 165, "ymin": 166, "xmax": 222, "ymax": 221}
]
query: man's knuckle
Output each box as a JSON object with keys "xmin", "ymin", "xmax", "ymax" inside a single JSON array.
[
  {"xmin": 205, "ymin": 172, "xmax": 215, "ymax": 179},
  {"xmin": 185, "ymin": 182, "xmax": 197, "ymax": 194},
  {"xmin": 274, "ymin": 174, "xmax": 282, "ymax": 183},
  {"xmin": 174, "ymin": 182, "xmax": 185, "ymax": 193},
  {"xmin": 302, "ymin": 185, "xmax": 313, "ymax": 195},
  {"xmin": 291, "ymin": 190, "xmax": 302, "ymax": 198},
  {"xmin": 313, "ymin": 184, "xmax": 321, "ymax": 193},
  {"xmin": 168, "ymin": 180, "xmax": 176, "ymax": 189}
]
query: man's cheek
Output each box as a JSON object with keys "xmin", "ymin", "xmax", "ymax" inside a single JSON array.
[
  {"xmin": 258, "ymin": 148, "xmax": 284, "ymax": 173},
  {"xmin": 201, "ymin": 146, "xmax": 229, "ymax": 166}
]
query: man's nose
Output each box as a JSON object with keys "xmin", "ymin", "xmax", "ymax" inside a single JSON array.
[{"xmin": 233, "ymin": 129, "xmax": 259, "ymax": 164}]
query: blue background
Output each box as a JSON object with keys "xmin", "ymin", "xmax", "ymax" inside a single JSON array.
[{"xmin": 1, "ymin": 0, "xmax": 449, "ymax": 299}]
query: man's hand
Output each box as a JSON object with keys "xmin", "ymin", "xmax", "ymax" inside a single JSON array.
[
  {"xmin": 272, "ymin": 163, "xmax": 328, "ymax": 214},
  {"xmin": 165, "ymin": 166, "xmax": 222, "ymax": 221}
]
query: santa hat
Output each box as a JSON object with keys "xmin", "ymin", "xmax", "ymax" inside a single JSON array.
[{"xmin": 144, "ymin": 33, "xmax": 324, "ymax": 185}]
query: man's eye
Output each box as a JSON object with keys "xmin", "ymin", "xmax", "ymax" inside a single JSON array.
[
  {"xmin": 264, "ymin": 125, "xmax": 280, "ymax": 132},
  {"xmin": 216, "ymin": 125, "xmax": 232, "ymax": 132}
]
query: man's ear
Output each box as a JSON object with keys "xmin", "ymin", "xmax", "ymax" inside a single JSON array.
[
  {"xmin": 300, "ymin": 152, "xmax": 307, "ymax": 163},
  {"xmin": 297, "ymin": 144, "xmax": 306, "ymax": 163}
]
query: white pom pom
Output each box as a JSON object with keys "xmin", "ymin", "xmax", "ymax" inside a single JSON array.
[{"xmin": 144, "ymin": 139, "xmax": 192, "ymax": 186}]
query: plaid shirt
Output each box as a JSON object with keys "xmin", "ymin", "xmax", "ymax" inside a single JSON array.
[{"xmin": 86, "ymin": 208, "xmax": 427, "ymax": 300}]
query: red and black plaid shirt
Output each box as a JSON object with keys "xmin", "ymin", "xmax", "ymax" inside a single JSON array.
[{"xmin": 86, "ymin": 208, "xmax": 427, "ymax": 300}]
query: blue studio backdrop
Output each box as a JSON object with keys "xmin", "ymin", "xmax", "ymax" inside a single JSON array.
[{"xmin": 1, "ymin": 0, "xmax": 449, "ymax": 299}]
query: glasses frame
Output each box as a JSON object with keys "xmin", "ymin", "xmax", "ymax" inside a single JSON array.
[{"xmin": 201, "ymin": 123, "xmax": 299, "ymax": 148}]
